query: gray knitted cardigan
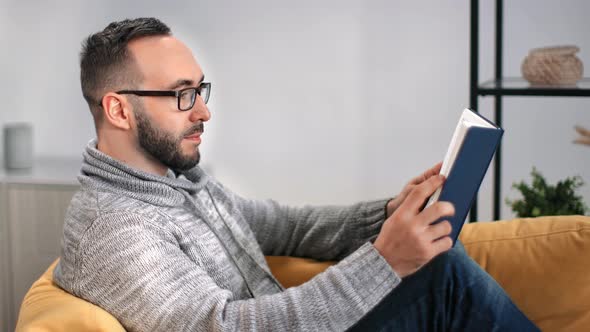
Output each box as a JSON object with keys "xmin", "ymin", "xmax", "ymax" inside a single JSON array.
[{"xmin": 54, "ymin": 140, "xmax": 401, "ymax": 331}]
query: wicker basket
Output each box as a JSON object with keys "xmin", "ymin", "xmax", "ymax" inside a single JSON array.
[{"xmin": 521, "ymin": 45, "xmax": 583, "ymax": 85}]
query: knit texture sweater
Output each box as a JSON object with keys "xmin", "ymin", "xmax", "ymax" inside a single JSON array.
[{"xmin": 54, "ymin": 140, "xmax": 401, "ymax": 331}]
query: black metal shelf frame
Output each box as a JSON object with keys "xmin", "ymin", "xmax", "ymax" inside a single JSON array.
[
  {"xmin": 469, "ymin": 0, "xmax": 590, "ymax": 222},
  {"xmin": 479, "ymin": 78, "xmax": 590, "ymax": 97}
]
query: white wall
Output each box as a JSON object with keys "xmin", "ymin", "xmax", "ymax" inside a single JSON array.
[{"xmin": 1, "ymin": 0, "xmax": 589, "ymax": 220}]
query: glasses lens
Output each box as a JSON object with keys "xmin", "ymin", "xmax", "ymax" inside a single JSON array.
[
  {"xmin": 200, "ymin": 83, "xmax": 210, "ymax": 104},
  {"xmin": 179, "ymin": 88, "xmax": 196, "ymax": 111}
]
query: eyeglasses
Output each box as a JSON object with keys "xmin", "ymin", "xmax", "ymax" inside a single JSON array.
[{"xmin": 116, "ymin": 82, "xmax": 211, "ymax": 111}]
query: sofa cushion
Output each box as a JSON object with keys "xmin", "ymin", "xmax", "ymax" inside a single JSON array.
[
  {"xmin": 460, "ymin": 215, "xmax": 590, "ymax": 331},
  {"xmin": 265, "ymin": 256, "xmax": 335, "ymax": 288}
]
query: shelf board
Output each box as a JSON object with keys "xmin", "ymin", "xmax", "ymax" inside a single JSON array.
[{"xmin": 478, "ymin": 77, "xmax": 590, "ymax": 97}]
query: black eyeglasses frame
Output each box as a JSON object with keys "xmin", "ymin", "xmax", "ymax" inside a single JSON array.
[{"xmin": 115, "ymin": 82, "xmax": 211, "ymax": 111}]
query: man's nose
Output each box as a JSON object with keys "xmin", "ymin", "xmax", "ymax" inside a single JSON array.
[{"xmin": 189, "ymin": 96, "xmax": 211, "ymax": 122}]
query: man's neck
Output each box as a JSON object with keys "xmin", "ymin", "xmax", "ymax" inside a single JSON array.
[{"xmin": 96, "ymin": 137, "xmax": 168, "ymax": 176}]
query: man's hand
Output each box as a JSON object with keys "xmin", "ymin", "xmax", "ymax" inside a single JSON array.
[
  {"xmin": 386, "ymin": 161, "xmax": 443, "ymax": 218},
  {"xmin": 374, "ymin": 174, "xmax": 454, "ymax": 278}
]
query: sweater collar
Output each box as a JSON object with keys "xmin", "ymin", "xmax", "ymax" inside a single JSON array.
[{"xmin": 78, "ymin": 139, "xmax": 209, "ymax": 207}]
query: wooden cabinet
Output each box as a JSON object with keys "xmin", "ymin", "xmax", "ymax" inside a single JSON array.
[
  {"xmin": 0, "ymin": 159, "xmax": 80, "ymax": 331},
  {"xmin": 1, "ymin": 183, "xmax": 10, "ymax": 331}
]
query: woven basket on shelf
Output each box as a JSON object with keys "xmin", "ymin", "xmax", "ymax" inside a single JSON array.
[{"xmin": 521, "ymin": 45, "xmax": 583, "ymax": 85}]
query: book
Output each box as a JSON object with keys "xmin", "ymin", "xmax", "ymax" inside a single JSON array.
[{"xmin": 425, "ymin": 108, "xmax": 504, "ymax": 244}]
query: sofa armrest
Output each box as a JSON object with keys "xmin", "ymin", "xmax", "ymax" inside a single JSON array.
[{"xmin": 16, "ymin": 260, "xmax": 126, "ymax": 332}]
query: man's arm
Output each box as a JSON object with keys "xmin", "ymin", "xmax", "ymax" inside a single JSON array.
[
  {"xmin": 209, "ymin": 162, "xmax": 443, "ymax": 261},
  {"xmin": 235, "ymin": 195, "xmax": 388, "ymax": 260},
  {"xmin": 208, "ymin": 177, "xmax": 388, "ymax": 260},
  {"xmin": 61, "ymin": 213, "xmax": 399, "ymax": 332}
]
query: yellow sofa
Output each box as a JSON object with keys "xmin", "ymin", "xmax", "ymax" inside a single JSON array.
[{"xmin": 16, "ymin": 215, "xmax": 590, "ymax": 331}]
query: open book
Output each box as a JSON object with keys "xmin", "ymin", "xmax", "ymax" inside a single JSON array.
[{"xmin": 426, "ymin": 108, "xmax": 503, "ymax": 244}]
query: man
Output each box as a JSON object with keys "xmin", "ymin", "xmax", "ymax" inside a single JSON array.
[{"xmin": 54, "ymin": 17, "xmax": 538, "ymax": 331}]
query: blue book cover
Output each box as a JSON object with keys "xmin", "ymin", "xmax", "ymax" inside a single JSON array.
[{"xmin": 430, "ymin": 109, "xmax": 504, "ymax": 244}]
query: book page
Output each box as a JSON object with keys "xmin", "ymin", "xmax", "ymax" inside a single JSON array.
[{"xmin": 425, "ymin": 109, "xmax": 489, "ymax": 208}]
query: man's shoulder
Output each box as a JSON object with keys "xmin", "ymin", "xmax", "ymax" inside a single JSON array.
[
  {"xmin": 63, "ymin": 187, "xmax": 174, "ymax": 251},
  {"xmin": 56, "ymin": 187, "xmax": 176, "ymax": 294},
  {"xmin": 69, "ymin": 186, "xmax": 165, "ymax": 219}
]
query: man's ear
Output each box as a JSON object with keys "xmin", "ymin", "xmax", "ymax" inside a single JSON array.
[{"xmin": 101, "ymin": 93, "xmax": 132, "ymax": 130}]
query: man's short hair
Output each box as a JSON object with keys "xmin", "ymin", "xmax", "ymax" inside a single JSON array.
[{"xmin": 80, "ymin": 17, "xmax": 171, "ymax": 125}]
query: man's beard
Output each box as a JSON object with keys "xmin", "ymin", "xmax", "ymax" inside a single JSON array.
[{"xmin": 134, "ymin": 107, "xmax": 204, "ymax": 171}]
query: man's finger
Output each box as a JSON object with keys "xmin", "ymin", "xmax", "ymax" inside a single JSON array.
[
  {"xmin": 428, "ymin": 161, "xmax": 443, "ymax": 176},
  {"xmin": 431, "ymin": 236, "xmax": 453, "ymax": 255},
  {"xmin": 418, "ymin": 201, "xmax": 455, "ymax": 227},
  {"xmin": 402, "ymin": 175, "xmax": 446, "ymax": 213},
  {"xmin": 410, "ymin": 161, "xmax": 443, "ymax": 185},
  {"xmin": 421, "ymin": 161, "xmax": 443, "ymax": 181},
  {"xmin": 425, "ymin": 220, "xmax": 452, "ymax": 240}
]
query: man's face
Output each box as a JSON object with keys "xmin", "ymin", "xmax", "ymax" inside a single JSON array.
[
  {"xmin": 134, "ymin": 101, "xmax": 204, "ymax": 170},
  {"xmin": 126, "ymin": 36, "xmax": 210, "ymax": 171}
]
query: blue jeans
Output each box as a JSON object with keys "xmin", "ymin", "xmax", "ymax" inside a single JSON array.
[{"xmin": 348, "ymin": 242, "xmax": 540, "ymax": 331}]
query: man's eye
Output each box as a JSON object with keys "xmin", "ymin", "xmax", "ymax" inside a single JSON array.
[{"xmin": 180, "ymin": 91, "xmax": 192, "ymax": 100}]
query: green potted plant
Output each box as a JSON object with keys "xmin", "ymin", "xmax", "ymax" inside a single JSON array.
[{"xmin": 506, "ymin": 167, "xmax": 588, "ymax": 218}]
